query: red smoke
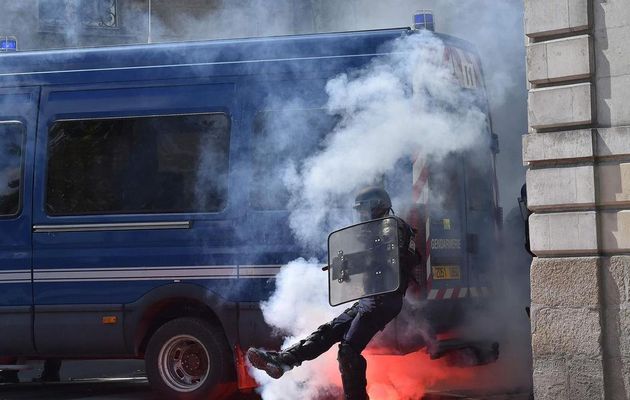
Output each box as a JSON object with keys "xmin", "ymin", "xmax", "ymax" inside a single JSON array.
[{"xmin": 364, "ymin": 350, "xmax": 475, "ymax": 400}]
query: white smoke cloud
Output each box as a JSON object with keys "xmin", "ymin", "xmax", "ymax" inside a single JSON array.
[
  {"xmin": 261, "ymin": 258, "xmax": 339, "ymax": 334},
  {"xmin": 254, "ymin": 258, "xmax": 344, "ymax": 400},
  {"xmin": 253, "ymin": 30, "xmax": 490, "ymax": 399},
  {"xmin": 286, "ymin": 31, "xmax": 487, "ymax": 250}
]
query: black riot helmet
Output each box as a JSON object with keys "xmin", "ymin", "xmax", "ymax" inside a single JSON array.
[{"xmin": 353, "ymin": 186, "xmax": 392, "ymax": 222}]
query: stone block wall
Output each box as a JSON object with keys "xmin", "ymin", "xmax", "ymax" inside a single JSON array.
[
  {"xmin": 525, "ymin": 0, "xmax": 630, "ymax": 398},
  {"xmin": 528, "ymin": 83, "xmax": 593, "ymax": 130}
]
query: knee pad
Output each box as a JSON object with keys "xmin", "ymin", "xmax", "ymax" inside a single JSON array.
[
  {"xmin": 343, "ymin": 302, "xmax": 360, "ymax": 318},
  {"xmin": 303, "ymin": 322, "xmax": 335, "ymax": 344},
  {"xmin": 283, "ymin": 322, "xmax": 337, "ymax": 362}
]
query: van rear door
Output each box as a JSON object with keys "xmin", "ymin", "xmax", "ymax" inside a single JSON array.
[
  {"xmin": 464, "ymin": 152, "xmax": 496, "ymax": 298},
  {"xmin": 427, "ymin": 156, "xmax": 470, "ymax": 301},
  {"xmin": 0, "ymin": 88, "xmax": 38, "ymax": 355}
]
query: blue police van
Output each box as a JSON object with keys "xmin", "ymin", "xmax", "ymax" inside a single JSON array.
[{"xmin": 0, "ymin": 23, "xmax": 500, "ymax": 399}]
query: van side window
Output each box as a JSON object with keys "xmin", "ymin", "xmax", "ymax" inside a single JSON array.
[
  {"xmin": 46, "ymin": 113, "xmax": 230, "ymax": 216},
  {"xmin": 0, "ymin": 122, "xmax": 24, "ymax": 216},
  {"xmin": 251, "ymin": 109, "xmax": 337, "ymax": 210}
]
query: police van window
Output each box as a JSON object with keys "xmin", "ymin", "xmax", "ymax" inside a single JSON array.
[
  {"xmin": 251, "ymin": 108, "xmax": 337, "ymax": 210},
  {"xmin": 46, "ymin": 113, "xmax": 230, "ymax": 216},
  {"xmin": 0, "ymin": 122, "xmax": 24, "ymax": 216}
]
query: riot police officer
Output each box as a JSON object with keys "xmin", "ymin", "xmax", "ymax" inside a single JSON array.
[{"xmin": 247, "ymin": 186, "xmax": 418, "ymax": 400}]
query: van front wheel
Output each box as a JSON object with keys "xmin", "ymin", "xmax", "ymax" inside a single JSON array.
[{"xmin": 145, "ymin": 317, "xmax": 231, "ymax": 400}]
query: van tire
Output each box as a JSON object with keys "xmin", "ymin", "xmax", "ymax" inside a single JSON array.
[{"xmin": 145, "ymin": 317, "xmax": 233, "ymax": 400}]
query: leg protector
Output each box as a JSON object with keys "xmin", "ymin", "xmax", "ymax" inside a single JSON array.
[
  {"xmin": 249, "ymin": 303, "xmax": 359, "ymax": 379},
  {"xmin": 284, "ymin": 317, "xmax": 349, "ymax": 362},
  {"xmin": 338, "ymin": 342, "xmax": 368, "ymax": 400}
]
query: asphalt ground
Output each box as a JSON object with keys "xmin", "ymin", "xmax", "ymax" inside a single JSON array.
[
  {"xmin": 0, "ymin": 361, "xmax": 532, "ymax": 400},
  {"xmin": 0, "ymin": 379, "xmax": 153, "ymax": 400},
  {"xmin": 0, "ymin": 379, "xmax": 267, "ymax": 400},
  {"xmin": 0, "ymin": 380, "xmax": 531, "ymax": 400}
]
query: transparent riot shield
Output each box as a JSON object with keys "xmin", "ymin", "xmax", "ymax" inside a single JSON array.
[{"xmin": 328, "ymin": 217, "xmax": 400, "ymax": 306}]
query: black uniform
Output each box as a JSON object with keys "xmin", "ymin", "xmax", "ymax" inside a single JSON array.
[
  {"xmin": 248, "ymin": 187, "xmax": 419, "ymax": 400},
  {"xmin": 289, "ymin": 216, "xmax": 416, "ymax": 398}
]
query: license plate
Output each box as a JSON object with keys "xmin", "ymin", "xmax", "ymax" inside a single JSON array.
[{"xmin": 432, "ymin": 265, "xmax": 461, "ymax": 280}]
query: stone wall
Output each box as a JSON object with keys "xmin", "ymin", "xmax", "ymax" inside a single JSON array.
[{"xmin": 525, "ymin": 0, "xmax": 630, "ymax": 398}]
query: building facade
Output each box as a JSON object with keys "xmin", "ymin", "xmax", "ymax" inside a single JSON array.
[
  {"xmin": 524, "ymin": 0, "xmax": 630, "ymax": 398},
  {"xmin": 0, "ymin": 1, "xmax": 149, "ymax": 50},
  {"xmin": 0, "ymin": 0, "xmax": 367, "ymax": 50}
]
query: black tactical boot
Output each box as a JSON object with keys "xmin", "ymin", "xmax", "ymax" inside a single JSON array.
[
  {"xmin": 338, "ymin": 342, "xmax": 368, "ymax": 400},
  {"xmin": 246, "ymin": 348, "xmax": 298, "ymax": 379},
  {"xmin": 0, "ymin": 370, "xmax": 19, "ymax": 384}
]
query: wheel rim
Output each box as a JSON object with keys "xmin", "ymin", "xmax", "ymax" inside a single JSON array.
[{"xmin": 158, "ymin": 334, "xmax": 211, "ymax": 393}]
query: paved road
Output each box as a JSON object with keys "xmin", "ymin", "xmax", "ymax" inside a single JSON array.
[
  {"xmin": 0, "ymin": 379, "xmax": 268, "ymax": 400},
  {"xmin": 0, "ymin": 360, "xmax": 531, "ymax": 400},
  {"xmin": 0, "ymin": 379, "xmax": 153, "ymax": 400},
  {"xmin": 0, "ymin": 380, "xmax": 531, "ymax": 400}
]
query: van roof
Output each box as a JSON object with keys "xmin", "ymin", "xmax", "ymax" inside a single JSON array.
[
  {"xmin": 0, "ymin": 28, "xmax": 404, "ymax": 75},
  {"xmin": 0, "ymin": 28, "xmax": 470, "ymax": 77}
]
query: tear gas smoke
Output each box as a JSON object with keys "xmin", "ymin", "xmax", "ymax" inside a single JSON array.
[
  {"xmin": 285, "ymin": 31, "xmax": 487, "ymax": 250},
  {"xmin": 253, "ymin": 31, "xmax": 492, "ymax": 399},
  {"xmin": 254, "ymin": 258, "xmax": 344, "ymax": 399},
  {"xmin": 250, "ymin": 3, "xmax": 531, "ymax": 398},
  {"xmin": 256, "ymin": 259, "xmax": 480, "ymax": 400}
]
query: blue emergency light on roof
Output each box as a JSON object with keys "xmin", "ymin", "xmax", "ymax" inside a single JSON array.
[
  {"xmin": 413, "ymin": 11, "xmax": 435, "ymax": 32},
  {"xmin": 0, "ymin": 36, "xmax": 17, "ymax": 52}
]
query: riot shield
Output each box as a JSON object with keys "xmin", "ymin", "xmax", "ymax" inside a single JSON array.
[{"xmin": 328, "ymin": 217, "xmax": 400, "ymax": 306}]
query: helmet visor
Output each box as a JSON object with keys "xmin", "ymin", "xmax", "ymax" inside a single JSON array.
[
  {"xmin": 354, "ymin": 208, "xmax": 372, "ymax": 223},
  {"xmin": 353, "ymin": 200, "xmax": 387, "ymax": 222}
]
